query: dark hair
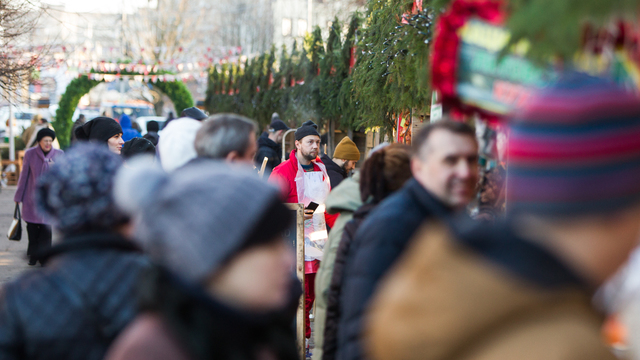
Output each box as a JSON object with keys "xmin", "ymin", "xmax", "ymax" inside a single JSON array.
[
  {"xmin": 320, "ymin": 133, "xmax": 328, "ymax": 146},
  {"xmin": 122, "ymin": 138, "xmax": 156, "ymax": 159},
  {"xmin": 147, "ymin": 120, "xmax": 159, "ymax": 133},
  {"xmin": 195, "ymin": 113, "xmax": 257, "ymax": 159},
  {"xmin": 360, "ymin": 144, "xmax": 413, "ymax": 203},
  {"xmin": 412, "ymin": 119, "xmax": 475, "ymax": 157},
  {"xmin": 131, "ymin": 122, "xmax": 142, "ymax": 133}
]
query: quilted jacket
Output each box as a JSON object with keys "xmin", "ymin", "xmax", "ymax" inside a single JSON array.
[{"xmin": 0, "ymin": 233, "xmax": 150, "ymax": 360}]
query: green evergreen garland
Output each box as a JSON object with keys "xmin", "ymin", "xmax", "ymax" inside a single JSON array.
[
  {"xmin": 53, "ymin": 75, "xmax": 101, "ymax": 148},
  {"xmin": 54, "ymin": 73, "xmax": 194, "ymax": 148}
]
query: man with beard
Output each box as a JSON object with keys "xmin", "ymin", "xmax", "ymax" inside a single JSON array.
[
  {"xmin": 270, "ymin": 120, "xmax": 333, "ymax": 344},
  {"xmin": 320, "ymin": 136, "xmax": 361, "ymax": 189},
  {"xmin": 334, "ymin": 120, "xmax": 479, "ymax": 360}
]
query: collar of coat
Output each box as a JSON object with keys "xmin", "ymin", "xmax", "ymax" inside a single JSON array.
[
  {"xmin": 36, "ymin": 232, "xmax": 141, "ymax": 265},
  {"xmin": 405, "ymin": 178, "xmax": 454, "ymax": 219},
  {"xmin": 285, "ymin": 149, "xmax": 322, "ymax": 172}
]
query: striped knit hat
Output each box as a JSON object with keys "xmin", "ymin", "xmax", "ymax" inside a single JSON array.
[{"xmin": 507, "ymin": 74, "xmax": 640, "ymax": 215}]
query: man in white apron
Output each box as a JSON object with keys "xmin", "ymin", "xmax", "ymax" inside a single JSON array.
[{"xmin": 269, "ymin": 120, "xmax": 333, "ymax": 341}]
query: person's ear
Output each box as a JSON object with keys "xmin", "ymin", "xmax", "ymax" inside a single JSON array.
[
  {"xmin": 226, "ymin": 151, "xmax": 239, "ymax": 162},
  {"xmin": 411, "ymin": 157, "xmax": 422, "ymax": 177}
]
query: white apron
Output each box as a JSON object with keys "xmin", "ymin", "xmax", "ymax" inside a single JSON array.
[{"xmin": 294, "ymin": 160, "xmax": 331, "ymax": 262}]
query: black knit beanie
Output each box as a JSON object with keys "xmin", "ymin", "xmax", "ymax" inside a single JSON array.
[
  {"xmin": 295, "ymin": 120, "xmax": 320, "ymax": 141},
  {"xmin": 75, "ymin": 117, "xmax": 123, "ymax": 143},
  {"xmin": 122, "ymin": 138, "xmax": 156, "ymax": 159},
  {"xmin": 35, "ymin": 128, "xmax": 56, "ymax": 143}
]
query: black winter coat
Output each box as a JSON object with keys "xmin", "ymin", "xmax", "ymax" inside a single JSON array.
[
  {"xmin": 321, "ymin": 153, "xmax": 347, "ymax": 189},
  {"xmin": 335, "ymin": 179, "xmax": 453, "ymax": 360},
  {"xmin": 255, "ymin": 133, "xmax": 281, "ymax": 175},
  {"xmin": 0, "ymin": 233, "xmax": 150, "ymax": 360}
]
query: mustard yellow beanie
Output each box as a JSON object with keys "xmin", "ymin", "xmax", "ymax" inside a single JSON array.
[{"xmin": 334, "ymin": 137, "xmax": 360, "ymax": 161}]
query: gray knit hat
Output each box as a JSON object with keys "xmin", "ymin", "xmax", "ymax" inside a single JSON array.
[{"xmin": 114, "ymin": 159, "xmax": 291, "ymax": 282}]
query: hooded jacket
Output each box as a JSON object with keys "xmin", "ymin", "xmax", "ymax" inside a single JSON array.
[
  {"xmin": 119, "ymin": 115, "xmax": 141, "ymax": 142},
  {"xmin": 255, "ymin": 133, "xmax": 281, "ymax": 175},
  {"xmin": 320, "ymin": 153, "xmax": 347, "ymax": 189},
  {"xmin": 335, "ymin": 179, "xmax": 453, "ymax": 360},
  {"xmin": 314, "ymin": 173, "xmax": 362, "ymax": 360},
  {"xmin": 366, "ymin": 221, "xmax": 615, "ymax": 360}
]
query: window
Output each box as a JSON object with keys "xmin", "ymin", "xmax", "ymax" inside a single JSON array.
[
  {"xmin": 282, "ymin": 18, "xmax": 292, "ymax": 37},
  {"xmin": 298, "ymin": 19, "xmax": 308, "ymax": 36}
]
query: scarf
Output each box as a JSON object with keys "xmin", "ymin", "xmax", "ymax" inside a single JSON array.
[{"xmin": 35, "ymin": 145, "xmax": 56, "ymax": 173}]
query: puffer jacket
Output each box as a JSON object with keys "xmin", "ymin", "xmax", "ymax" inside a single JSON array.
[
  {"xmin": 335, "ymin": 179, "xmax": 453, "ymax": 360},
  {"xmin": 366, "ymin": 221, "xmax": 615, "ymax": 360},
  {"xmin": 0, "ymin": 232, "xmax": 150, "ymax": 360},
  {"xmin": 314, "ymin": 172, "xmax": 362, "ymax": 360}
]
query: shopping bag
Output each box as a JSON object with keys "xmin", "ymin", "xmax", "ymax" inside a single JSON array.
[{"xmin": 7, "ymin": 203, "xmax": 21, "ymax": 241}]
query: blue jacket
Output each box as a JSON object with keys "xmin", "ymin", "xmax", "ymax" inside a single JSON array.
[
  {"xmin": 335, "ymin": 179, "xmax": 454, "ymax": 360},
  {"xmin": 119, "ymin": 115, "xmax": 141, "ymax": 142}
]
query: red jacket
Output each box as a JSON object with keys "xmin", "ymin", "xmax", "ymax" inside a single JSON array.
[{"xmin": 269, "ymin": 149, "xmax": 338, "ymax": 229}]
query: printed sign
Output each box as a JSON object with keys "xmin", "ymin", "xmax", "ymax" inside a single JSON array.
[
  {"xmin": 454, "ymin": 19, "xmax": 639, "ymax": 116},
  {"xmin": 455, "ymin": 20, "xmax": 554, "ymax": 115}
]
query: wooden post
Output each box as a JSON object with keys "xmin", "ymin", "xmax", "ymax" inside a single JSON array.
[
  {"xmin": 286, "ymin": 203, "xmax": 305, "ymax": 359},
  {"xmin": 258, "ymin": 157, "xmax": 269, "ymax": 178}
]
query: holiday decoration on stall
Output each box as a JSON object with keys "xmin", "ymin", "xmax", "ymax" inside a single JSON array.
[{"xmin": 431, "ymin": 0, "xmax": 640, "ymax": 122}]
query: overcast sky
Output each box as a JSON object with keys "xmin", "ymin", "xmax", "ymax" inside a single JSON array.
[{"xmin": 44, "ymin": 0, "xmax": 152, "ymax": 14}]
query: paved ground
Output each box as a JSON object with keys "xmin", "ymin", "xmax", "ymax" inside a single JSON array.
[{"xmin": 0, "ymin": 186, "xmax": 32, "ymax": 285}]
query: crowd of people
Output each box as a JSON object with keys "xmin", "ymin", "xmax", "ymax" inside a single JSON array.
[{"xmin": 4, "ymin": 74, "xmax": 640, "ymax": 360}]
